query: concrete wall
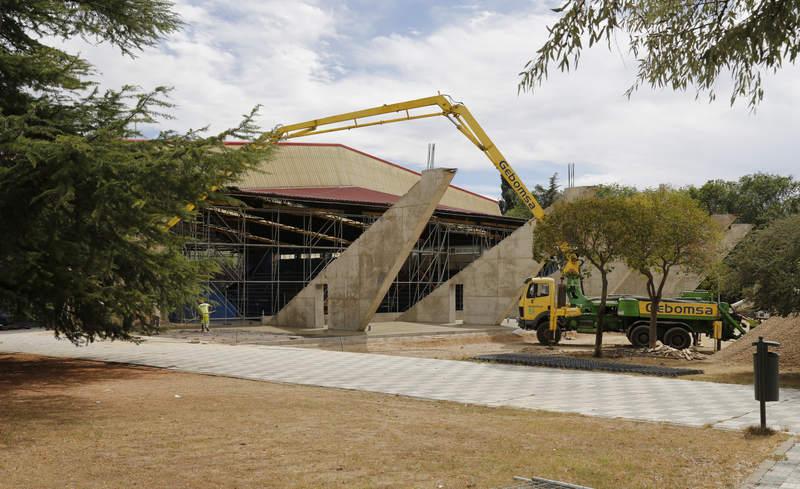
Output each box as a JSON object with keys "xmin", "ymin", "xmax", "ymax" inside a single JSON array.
[
  {"xmin": 270, "ymin": 168, "xmax": 455, "ymax": 331},
  {"xmin": 398, "ymin": 185, "xmax": 591, "ymax": 326},
  {"xmin": 400, "ymin": 220, "xmax": 542, "ymax": 325}
]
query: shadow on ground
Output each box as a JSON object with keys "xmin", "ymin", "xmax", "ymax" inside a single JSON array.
[
  {"xmin": 0, "ymin": 354, "xmax": 160, "ymax": 441},
  {"xmin": 0, "ymin": 353, "xmax": 151, "ymax": 395}
]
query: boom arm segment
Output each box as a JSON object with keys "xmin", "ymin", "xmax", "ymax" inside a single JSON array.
[{"xmin": 259, "ymin": 95, "xmax": 546, "ymax": 221}]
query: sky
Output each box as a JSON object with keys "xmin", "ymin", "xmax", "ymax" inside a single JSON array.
[{"xmin": 63, "ymin": 0, "xmax": 799, "ymax": 199}]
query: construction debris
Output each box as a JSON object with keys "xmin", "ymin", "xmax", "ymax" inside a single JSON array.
[
  {"xmin": 640, "ymin": 341, "xmax": 708, "ymax": 361},
  {"xmin": 496, "ymin": 475, "xmax": 594, "ymax": 489}
]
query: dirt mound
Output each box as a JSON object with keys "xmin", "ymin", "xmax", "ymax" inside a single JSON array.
[{"xmin": 713, "ymin": 315, "xmax": 800, "ymax": 368}]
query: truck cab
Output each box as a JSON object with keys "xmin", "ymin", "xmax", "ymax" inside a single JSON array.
[{"xmin": 518, "ymin": 277, "xmax": 582, "ymax": 345}]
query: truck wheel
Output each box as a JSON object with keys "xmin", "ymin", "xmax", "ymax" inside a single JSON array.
[
  {"xmin": 536, "ymin": 322, "xmax": 562, "ymax": 345},
  {"xmin": 664, "ymin": 327, "xmax": 692, "ymax": 350},
  {"xmin": 629, "ymin": 324, "xmax": 650, "ymax": 348}
]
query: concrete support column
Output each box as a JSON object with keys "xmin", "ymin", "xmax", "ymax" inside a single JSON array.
[
  {"xmin": 271, "ymin": 168, "xmax": 456, "ymax": 331},
  {"xmin": 400, "ymin": 219, "xmax": 543, "ymax": 325}
]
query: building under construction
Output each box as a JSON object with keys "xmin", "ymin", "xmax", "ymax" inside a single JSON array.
[{"xmin": 177, "ymin": 142, "xmax": 525, "ymax": 322}]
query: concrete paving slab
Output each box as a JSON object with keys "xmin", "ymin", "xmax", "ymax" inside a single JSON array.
[
  {"xmin": 748, "ymin": 442, "xmax": 800, "ymax": 488},
  {"xmin": 2, "ymin": 329, "xmax": 799, "ymax": 434}
]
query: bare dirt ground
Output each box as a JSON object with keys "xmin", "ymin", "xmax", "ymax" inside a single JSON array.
[
  {"xmin": 0, "ymin": 353, "xmax": 785, "ymax": 489},
  {"xmin": 713, "ymin": 315, "xmax": 800, "ymax": 367}
]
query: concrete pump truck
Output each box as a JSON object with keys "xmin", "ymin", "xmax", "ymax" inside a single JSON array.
[{"xmin": 518, "ymin": 275, "xmax": 748, "ymax": 349}]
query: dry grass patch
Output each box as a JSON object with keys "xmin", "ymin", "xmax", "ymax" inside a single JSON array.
[{"xmin": 0, "ymin": 353, "xmax": 785, "ymax": 489}]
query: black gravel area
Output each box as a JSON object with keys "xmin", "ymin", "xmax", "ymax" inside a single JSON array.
[{"xmin": 474, "ymin": 353, "xmax": 704, "ymax": 377}]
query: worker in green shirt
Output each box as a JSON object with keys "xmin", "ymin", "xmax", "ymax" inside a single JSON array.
[{"xmin": 197, "ymin": 300, "xmax": 212, "ymax": 333}]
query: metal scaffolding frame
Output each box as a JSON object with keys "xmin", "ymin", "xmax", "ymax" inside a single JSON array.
[{"xmin": 179, "ymin": 195, "xmax": 519, "ymax": 321}]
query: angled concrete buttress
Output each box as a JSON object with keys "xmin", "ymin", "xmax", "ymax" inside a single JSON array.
[
  {"xmin": 271, "ymin": 168, "xmax": 456, "ymax": 331},
  {"xmin": 400, "ymin": 219, "xmax": 543, "ymax": 325},
  {"xmin": 398, "ymin": 185, "xmax": 589, "ymax": 325}
]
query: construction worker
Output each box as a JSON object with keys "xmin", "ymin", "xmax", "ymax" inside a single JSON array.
[
  {"xmin": 197, "ymin": 300, "xmax": 212, "ymax": 333},
  {"xmin": 152, "ymin": 306, "xmax": 161, "ymax": 329}
]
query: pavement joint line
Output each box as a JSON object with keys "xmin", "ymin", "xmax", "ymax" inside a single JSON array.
[{"xmin": 715, "ymin": 409, "xmax": 761, "ymax": 429}]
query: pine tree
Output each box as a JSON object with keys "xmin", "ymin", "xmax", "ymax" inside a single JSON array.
[
  {"xmin": 0, "ymin": 1, "xmax": 271, "ymax": 343},
  {"xmin": 499, "ymin": 173, "xmax": 561, "ymax": 218},
  {"xmin": 533, "ymin": 173, "xmax": 562, "ymax": 209}
]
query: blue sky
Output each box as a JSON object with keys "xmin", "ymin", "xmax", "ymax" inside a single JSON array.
[{"xmin": 66, "ymin": 0, "xmax": 799, "ymax": 199}]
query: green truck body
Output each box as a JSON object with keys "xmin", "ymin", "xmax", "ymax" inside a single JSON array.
[{"xmin": 557, "ymin": 276, "xmax": 747, "ymax": 349}]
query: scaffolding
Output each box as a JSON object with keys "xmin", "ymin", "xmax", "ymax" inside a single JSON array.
[{"xmin": 179, "ymin": 192, "xmax": 522, "ymax": 321}]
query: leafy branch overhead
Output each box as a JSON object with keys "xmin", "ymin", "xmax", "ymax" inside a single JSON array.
[{"xmin": 519, "ymin": 0, "xmax": 800, "ymax": 108}]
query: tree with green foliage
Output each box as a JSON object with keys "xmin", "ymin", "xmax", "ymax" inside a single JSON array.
[
  {"xmin": 621, "ymin": 189, "xmax": 721, "ymax": 348},
  {"xmin": 499, "ymin": 172, "xmax": 561, "ymax": 218},
  {"xmin": 0, "ymin": 1, "xmax": 270, "ymax": 343},
  {"xmin": 499, "ymin": 176, "xmax": 532, "ymax": 218},
  {"xmin": 684, "ymin": 179, "xmax": 739, "ymax": 216},
  {"xmin": 723, "ymin": 214, "xmax": 800, "ymax": 315},
  {"xmin": 533, "ymin": 173, "xmax": 562, "ymax": 210},
  {"xmin": 533, "ymin": 196, "xmax": 631, "ymax": 357},
  {"xmin": 519, "ymin": 0, "xmax": 800, "ymax": 108},
  {"xmin": 594, "ymin": 183, "xmax": 638, "ymax": 198},
  {"xmin": 686, "ymin": 173, "xmax": 800, "ymax": 226}
]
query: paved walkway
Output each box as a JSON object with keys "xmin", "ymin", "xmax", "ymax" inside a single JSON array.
[
  {"xmin": 2, "ymin": 330, "xmax": 800, "ymax": 434},
  {"xmin": 750, "ymin": 441, "xmax": 800, "ymax": 489}
]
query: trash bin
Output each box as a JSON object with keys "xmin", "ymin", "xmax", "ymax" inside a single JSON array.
[
  {"xmin": 753, "ymin": 341, "xmax": 780, "ymax": 402},
  {"xmin": 754, "ymin": 351, "xmax": 779, "ymax": 401}
]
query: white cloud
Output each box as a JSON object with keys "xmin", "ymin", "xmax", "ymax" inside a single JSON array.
[{"xmin": 58, "ymin": 1, "xmax": 800, "ymax": 197}]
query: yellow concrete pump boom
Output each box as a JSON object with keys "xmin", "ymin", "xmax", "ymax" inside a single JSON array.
[
  {"xmin": 263, "ymin": 95, "xmax": 580, "ymax": 274},
  {"xmin": 258, "ymin": 94, "xmax": 547, "ymax": 221},
  {"xmin": 170, "ymin": 95, "xmax": 546, "ymax": 227},
  {"xmin": 169, "ymin": 94, "xmax": 576, "ymax": 335}
]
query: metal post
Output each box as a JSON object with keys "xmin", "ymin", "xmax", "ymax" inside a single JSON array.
[
  {"xmin": 757, "ymin": 336, "xmax": 767, "ymax": 431},
  {"xmin": 758, "ymin": 337, "xmax": 767, "ymax": 431}
]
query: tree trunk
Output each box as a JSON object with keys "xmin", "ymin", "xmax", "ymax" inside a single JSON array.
[
  {"xmin": 644, "ymin": 274, "xmax": 661, "ymax": 349},
  {"xmin": 649, "ymin": 297, "xmax": 659, "ymax": 348},
  {"xmin": 594, "ymin": 273, "xmax": 608, "ymax": 358},
  {"xmin": 648, "ymin": 269, "xmax": 670, "ymax": 349}
]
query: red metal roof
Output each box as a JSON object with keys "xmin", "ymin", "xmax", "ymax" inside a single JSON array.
[{"xmin": 242, "ymin": 186, "xmax": 490, "ymax": 215}]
